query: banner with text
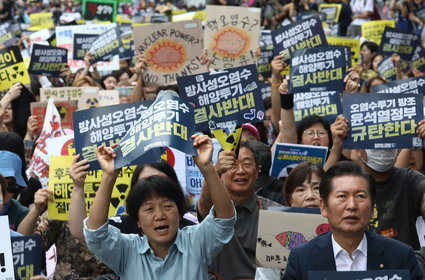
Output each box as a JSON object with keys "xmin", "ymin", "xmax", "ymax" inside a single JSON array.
[
  {"xmin": 378, "ymin": 26, "xmax": 421, "ymax": 61},
  {"xmin": 0, "ymin": 46, "xmax": 31, "ymax": 91},
  {"xmin": 11, "ymin": 235, "xmax": 42, "ymax": 280},
  {"xmin": 309, "ymin": 270, "xmax": 409, "ymax": 280},
  {"xmin": 89, "ymin": 27, "xmax": 124, "ymax": 63},
  {"xmin": 371, "ymin": 76, "xmax": 425, "ymax": 95},
  {"xmin": 31, "ymin": 100, "xmax": 77, "ymax": 131},
  {"xmin": 29, "ymin": 44, "xmax": 67, "ymax": 77},
  {"xmin": 294, "ymin": 91, "xmax": 342, "ymax": 124},
  {"xmin": 361, "ymin": 20, "xmax": 396, "ymax": 45},
  {"xmin": 82, "ymin": 0, "xmax": 117, "ymax": 22}
]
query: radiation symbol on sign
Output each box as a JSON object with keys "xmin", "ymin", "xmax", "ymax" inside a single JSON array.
[
  {"xmin": 86, "ymin": 97, "xmax": 99, "ymax": 108},
  {"xmin": 57, "ymin": 106, "xmax": 68, "ymax": 121},
  {"xmin": 10, "ymin": 65, "xmax": 26, "ymax": 79},
  {"xmin": 110, "ymin": 184, "xmax": 129, "ymax": 208}
]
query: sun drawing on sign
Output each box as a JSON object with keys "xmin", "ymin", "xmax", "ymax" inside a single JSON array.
[
  {"xmin": 210, "ymin": 26, "xmax": 251, "ymax": 58},
  {"xmin": 145, "ymin": 39, "xmax": 187, "ymax": 73}
]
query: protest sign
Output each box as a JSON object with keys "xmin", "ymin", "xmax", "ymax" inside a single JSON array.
[
  {"xmin": 293, "ymin": 91, "xmax": 342, "ymax": 124},
  {"xmin": 89, "ymin": 27, "xmax": 124, "ymax": 63},
  {"xmin": 56, "ymin": 23, "xmax": 119, "ymax": 72},
  {"xmin": 416, "ymin": 8, "xmax": 425, "ymax": 23},
  {"xmin": 116, "ymin": 87, "xmax": 133, "ymax": 99},
  {"xmin": 31, "ymin": 100, "xmax": 77, "ymax": 130},
  {"xmin": 377, "ymin": 56, "xmax": 409, "ymax": 81},
  {"xmin": 98, "ymin": 90, "xmax": 120, "ymax": 106},
  {"xmin": 259, "ymin": 82, "xmax": 272, "ymax": 100},
  {"xmin": 272, "ymin": 16, "xmax": 327, "ymax": 61},
  {"xmin": 270, "ymin": 143, "xmax": 328, "ymax": 178},
  {"xmin": 258, "ymin": 30, "xmax": 274, "ymax": 79},
  {"xmin": 29, "ymin": 12, "xmax": 54, "ymax": 31},
  {"xmin": 11, "ymin": 235, "xmax": 42, "ymax": 280},
  {"xmin": 28, "ymin": 44, "xmax": 67, "ymax": 77},
  {"xmin": 289, "ymin": 46, "xmax": 347, "ymax": 93},
  {"xmin": 318, "ymin": 4, "xmax": 342, "ymax": 23},
  {"xmin": 134, "ymin": 19, "xmax": 207, "ymax": 85},
  {"xmin": 114, "ymin": 91, "xmax": 197, "ymax": 169},
  {"xmin": 327, "ymin": 36, "xmax": 360, "ymax": 66},
  {"xmin": 379, "ymin": 27, "xmax": 421, "ymax": 61},
  {"xmin": 343, "ymin": 93, "xmax": 423, "ymax": 149},
  {"xmin": 82, "ymin": 0, "xmax": 117, "ymax": 22},
  {"xmin": 40, "ymin": 87, "xmax": 99, "ymax": 110},
  {"xmin": 204, "ymin": 5, "xmax": 261, "ymax": 69},
  {"xmin": 177, "ymin": 64, "xmax": 265, "ymax": 131},
  {"xmin": 73, "ymin": 33, "xmax": 98, "ymax": 60},
  {"xmin": 119, "ymin": 30, "xmax": 134, "ymax": 60},
  {"xmin": 0, "ymin": 216, "xmax": 14, "ymax": 280},
  {"xmin": 45, "ymin": 133, "xmax": 75, "ymax": 157},
  {"xmin": 309, "ymin": 270, "xmax": 409, "ymax": 280},
  {"xmin": 411, "ymin": 45, "xmax": 425, "ymax": 73},
  {"xmin": 48, "ymin": 156, "xmax": 135, "ymax": 220},
  {"xmin": 0, "ymin": 21, "xmax": 16, "ymax": 48},
  {"xmin": 212, "ymin": 127, "xmax": 242, "ymax": 152},
  {"xmin": 28, "ymin": 99, "xmax": 65, "ymax": 187},
  {"xmin": 256, "ymin": 209, "xmax": 329, "ymax": 269},
  {"xmin": 0, "ymin": 46, "xmax": 31, "ymax": 91},
  {"xmin": 73, "ymin": 101, "xmax": 152, "ymax": 170},
  {"xmin": 371, "ymin": 76, "xmax": 425, "ymax": 95},
  {"xmin": 172, "ymin": 10, "xmax": 206, "ymax": 22},
  {"xmin": 361, "ymin": 20, "xmax": 396, "ymax": 45}
]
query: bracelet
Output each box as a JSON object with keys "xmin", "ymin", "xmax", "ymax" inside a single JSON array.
[
  {"xmin": 280, "ymin": 94, "xmax": 294, "ymax": 109},
  {"xmin": 271, "ymin": 80, "xmax": 282, "ymax": 87}
]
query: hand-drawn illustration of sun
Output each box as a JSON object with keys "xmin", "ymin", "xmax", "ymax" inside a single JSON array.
[
  {"xmin": 145, "ymin": 39, "xmax": 187, "ymax": 72},
  {"xmin": 210, "ymin": 26, "xmax": 251, "ymax": 58}
]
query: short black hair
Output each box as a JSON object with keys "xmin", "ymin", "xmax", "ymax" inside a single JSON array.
[
  {"xmin": 296, "ymin": 115, "xmax": 332, "ymax": 149},
  {"xmin": 239, "ymin": 140, "xmax": 259, "ymax": 166},
  {"xmin": 360, "ymin": 41, "xmax": 378, "ymax": 54},
  {"xmin": 130, "ymin": 159, "xmax": 179, "ymax": 189},
  {"xmin": 126, "ymin": 175, "xmax": 188, "ymax": 224},
  {"xmin": 319, "ymin": 161, "xmax": 376, "ymax": 206}
]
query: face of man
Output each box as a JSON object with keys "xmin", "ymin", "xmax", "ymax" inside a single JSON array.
[
  {"xmin": 320, "ymin": 175, "xmax": 372, "ymax": 238},
  {"xmin": 221, "ymin": 147, "xmax": 259, "ymax": 199}
]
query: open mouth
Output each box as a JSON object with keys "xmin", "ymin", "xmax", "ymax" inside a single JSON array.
[
  {"xmin": 154, "ymin": 225, "xmax": 169, "ymax": 233},
  {"xmin": 234, "ymin": 178, "xmax": 248, "ymax": 184}
]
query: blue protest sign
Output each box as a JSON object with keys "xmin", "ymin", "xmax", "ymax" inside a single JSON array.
[
  {"xmin": 343, "ymin": 93, "xmax": 423, "ymax": 149},
  {"xmin": 0, "ymin": 21, "xmax": 17, "ymax": 47},
  {"xmin": 293, "ymin": 91, "xmax": 342, "ymax": 124},
  {"xmin": 289, "ymin": 46, "xmax": 347, "ymax": 93},
  {"xmin": 259, "ymin": 82, "xmax": 272, "ymax": 100},
  {"xmin": 271, "ymin": 16, "xmax": 327, "ymax": 61},
  {"xmin": 28, "ymin": 44, "xmax": 67, "ymax": 77},
  {"xmin": 378, "ymin": 26, "xmax": 421, "ymax": 61},
  {"xmin": 114, "ymin": 91, "xmax": 197, "ymax": 169},
  {"xmin": 258, "ymin": 30, "xmax": 274, "ymax": 79},
  {"xmin": 11, "ymin": 235, "xmax": 42, "ymax": 280},
  {"xmin": 73, "ymin": 101, "xmax": 153, "ymax": 170},
  {"xmin": 371, "ymin": 76, "xmax": 425, "ymax": 95},
  {"xmin": 73, "ymin": 33, "xmax": 98, "ymax": 60},
  {"xmin": 377, "ymin": 56, "xmax": 409, "ymax": 81},
  {"xmin": 411, "ymin": 45, "xmax": 425, "ymax": 73},
  {"xmin": 89, "ymin": 27, "xmax": 124, "ymax": 63},
  {"xmin": 177, "ymin": 64, "xmax": 265, "ymax": 131},
  {"xmin": 309, "ymin": 270, "xmax": 409, "ymax": 280},
  {"xmin": 270, "ymin": 143, "xmax": 328, "ymax": 178}
]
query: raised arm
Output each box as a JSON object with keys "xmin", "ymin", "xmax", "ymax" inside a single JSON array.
[
  {"xmin": 130, "ymin": 55, "xmax": 147, "ymax": 102},
  {"xmin": 270, "ymin": 55, "xmax": 286, "ymax": 134},
  {"xmin": 193, "ymin": 135, "xmax": 234, "ymax": 219},
  {"xmin": 68, "ymin": 154, "xmax": 90, "ymax": 243},
  {"xmin": 324, "ymin": 114, "xmax": 349, "ymax": 171},
  {"xmin": 0, "ymin": 82, "xmax": 22, "ymax": 109},
  {"xmin": 87, "ymin": 144, "xmax": 120, "ymax": 230},
  {"xmin": 197, "ymin": 149, "xmax": 236, "ymax": 219},
  {"xmin": 277, "ymin": 77, "xmax": 297, "ymax": 144}
]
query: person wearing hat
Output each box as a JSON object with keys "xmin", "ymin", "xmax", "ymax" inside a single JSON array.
[{"xmin": 0, "ymin": 150, "xmax": 29, "ymax": 230}]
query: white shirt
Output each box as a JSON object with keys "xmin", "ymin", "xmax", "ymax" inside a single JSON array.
[
  {"xmin": 350, "ymin": 0, "xmax": 374, "ymax": 25},
  {"xmin": 332, "ymin": 233, "xmax": 368, "ymax": 271}
]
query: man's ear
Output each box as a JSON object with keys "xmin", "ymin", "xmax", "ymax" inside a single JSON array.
[{"xmin": 320, "ymin": 198, "xmax": 328, "ymax": 219}]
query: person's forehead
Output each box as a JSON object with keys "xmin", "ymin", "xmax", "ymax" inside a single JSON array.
[
  {"xmin": 330, "ymin": 175, "xmax": 369, "ymax": 191},
  {"xmin": 238, "ymin": 147, "xmax": 255, "ymax": 160}
]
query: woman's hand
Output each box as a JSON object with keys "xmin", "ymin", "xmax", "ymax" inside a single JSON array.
[
  {"xmin": 70, "ymin": 154, "xmax": 90, "ymax": 187},
  {"xmin": 96, "ymin": 144, "xmax": 119, "ymax": 175},
  {"xmin": 192, "ymin": 134, "xmax": 213, "ymax": 169}
]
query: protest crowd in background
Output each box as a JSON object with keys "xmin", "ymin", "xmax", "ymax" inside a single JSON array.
[{"xmin": 1, "ymin": 0, "xmax": 425, "ymax": 279}]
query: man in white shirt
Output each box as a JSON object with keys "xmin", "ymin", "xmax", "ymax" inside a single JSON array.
[{"xmin": 283, "ymin": 161, "xmax": 422, "ymax": 280}]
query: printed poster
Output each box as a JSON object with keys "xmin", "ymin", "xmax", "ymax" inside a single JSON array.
[
  {"xmin": 411, "ymin": 45, "xmax": 425, "ymax": 72},
  {"xmin": 28, "ymin": 44, "xmax": 67, "ymax": 77},
  {"xmin": 0, "ymin": 216, "xmax": 14, "ymax": 280},
  {"xmin": 204, "ymin": 5, "xmax": 261, "ymax": 69},
  {"xmin": 48, "ymin": 156, "xmax": 135, "ymax": 220},
  {"xmin": 361, "ymin": 20, "xmax": 396, "ymax": 45},
  {"xmin": 73, "ymin": 33, "xmax": 98, "ymax": 60},
  {"xmin": 258, "ymin": 30, "xmax": 274, "ymax": 79},
  {"xmin": 318, "ymin": 4, "xmax": 342, "ymax": 23},
  {"xmin": 343, "ymin": 93, "xmax": 423, "ymax": 149},
  {"xmin": 11, "ymin": 235, "xmax": 42, "ymax": 280},
  {"xmin": 256, "ymin": 209, "xmax": 329, "ymax": 269},
  {"xmin": 270, "ymin": 143, "xmax": 328, "ymax": 178},
  {"xmin": 98, "ymin": 90, "xmax": 120, "ymax": 106},
  {"xmin": 31, "ymin": 100, "xmax": 77, "ymax": 130},
  {"xmin": 326, "ymin": 36, "xmax": 360, "ymax": 67},
  {"xmin": 294, "ymin": 91, "xmax": 342, "ymax": 124},
  {"xmin": 114, "ymin": 91, "xmax": 197, "ymax": 169},
  {"xmin": 89, "ymin": 27, "xmax": 124, "ymax": 63},
  {"xmin": 0, "ymin": 46, "xmax": 31, "ymax": 91},
  {"xmin": 378, "ymin": 26, "xmax": 421, "ymax": 61},
  {"xmin": 309, "ymin": 270, "xmax": 409, "ymax": 280},
  {"xmin": 272, "ymin": 16, "xmax": 327, "ymax": 61},
  {"xmin": 371, "ymin": 76, "xmax": 425, "ymax": 95},
  {"xmin": 29, "ymin": 12, "xmax": 54, "ymax": 31},
  {"xmin": 40, "ymin": 87, "xmax": 100, "ymax": 110},
  {"xmin": 0, "ymin": 21, "xmax": 16, "ymax": 48},
  {"xmin": 73, "ymin": 101, "xmax": 152, "ymax": 170},
  {"xmin": 134, "ymin": 19, "xmax": 207, "ymax": 86},
  {"xmin": 82, "ymin": 0, "xmax": 117, "ymax": 22},
  {"xmin": 377, "ymin": 56, "xmax": 409, "ymax": 81},
  {"xmin": 177, "ymin": 64, "xmax": 265, "ymax": 131}
]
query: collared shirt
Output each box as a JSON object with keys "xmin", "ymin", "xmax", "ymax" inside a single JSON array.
[
  {"xmin": 332, "ymin": 233, "xmax": 367, "ymax": 271},
  {"xmin": 84, "ymin": 206, "xmax": 236, "ymax": 280}
]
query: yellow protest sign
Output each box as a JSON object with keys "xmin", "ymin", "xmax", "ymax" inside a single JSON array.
[
  {"xmin": 48, "ymin": 156, "xmax": 135, "ymax": 220},
  {"xmin": 0, "ymin": 46, "xmax": 31, "ymax": 91},
  {"xmin": 213, "ymin": 127, "xmax": 242, "ymax": 152},
  {"xmin": 29, "ymin": 13, "xmax": 54, "ymax": 31},
  {"xmin": 172, "ymin": 11, "xmax": 206, "ymax": 22},
  {"xmin": 361, "ymin": 20, "xmax": 395, "ymax": 45},
  {"xmin": 319, "ymin": 4, "xmax": 342, "ymax": 23},
  {"xmin": 327, "ymin": 36, "xmax": 360, "ymax": 66}
]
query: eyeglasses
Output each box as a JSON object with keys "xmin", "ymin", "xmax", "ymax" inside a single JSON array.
[
  {"xmin": 230, "ymin": 161, "xmax": 256, "ymax": 172},
  {"xmin": 303, "ymin": 130, "xmax": 328, "ymax": 138}
]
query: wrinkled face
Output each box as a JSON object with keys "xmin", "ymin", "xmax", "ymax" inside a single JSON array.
[
  {"xmin": 361, "ymin": 45, "xmax": 375, "ymax": 65},
  {"xmin": 320, "ymin": 175, "xmax": 372, "ymax": 237},
  {"xmin": 103, "ymin": 76, "xmax": 117, "ymax": 90},
  {"xmin": 372, "ymin": 55, "xmax": 383, "ymax": 72},
  {"xmin": 144, "ymin": 87, "xmax": 159, "ymax": 101},
  {"xmin": 137, "ymin": 195, "xmax": 180, "ymax": 252},
  {"xmin": 221, "ymin": 147, "xmax": 259, "ymax": 199},
  {"xmin": 290, "ymin": 173, "xmax": 321, "ymax": 208},
  {"xmin": 3, "ymin": 105, "xmax": 12, "ymax": 124},
  {"xmin": 301, "ymin": 123, "xmax": 329, "ymax": 147},
  {"xmin": 408, "ymin": 149, "xmax": 423, "ymax": 171}
]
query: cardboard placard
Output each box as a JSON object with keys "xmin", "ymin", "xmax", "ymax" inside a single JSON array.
[
  {"xmin": 11, "ymin": 235, "xmax": 42, "ymax": 280},
  {"xmin": 31, "ymin": 100, "xmax": 77, "ymax": 130},
  {"xmin": 361, "ymin": 20, "xmax": 396, "ymax": 45}
]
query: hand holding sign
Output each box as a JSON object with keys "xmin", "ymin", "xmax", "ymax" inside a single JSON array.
[
  {"xmin": 271, "ymin": 55, "xmax": 286, "ymax": 79},
  {"xmin": 96, "ymin": 144, "xmax": 119, "ymax": 176},
  {"xmin": 416, "ymin": 120, "xmax": 425, "ymax": 139},
  {"xmin": 330, "ymin": 114, "xmax": 349, "ymax": 151},
  {"xmin": 34, "ymin": 188, "xmax": 54, "ymax": 215},
  {"xmin": 214, "ymin": 150, "xmax": 236, "ymax": 177},
  {"xmin": 192, "ymin": 134, "xmax": 214, "ymax": 170},
  {"xmin": 69, "ymin": 154, "xmax": 90, "ymax": 187},
  {"xmin": 25, "ymin": 115, "xmax": 39, "ymax": 140},
  {"xmin": 4, "ymin": 82, "xmax": 23, "ymax": 102}
]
